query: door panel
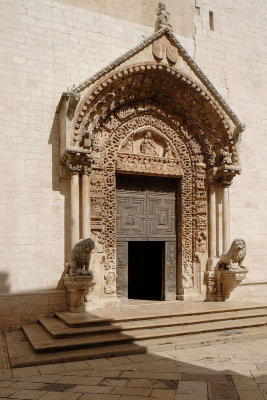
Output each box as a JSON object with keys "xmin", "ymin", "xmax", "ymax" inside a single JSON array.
[
  {"xmin": 147, "ymin": 194, "xmax": 176, "ymax": 238},
  {"xmin": 116, "ymin": 175, "xmax": 177, "ymax": 299},
  {"xmin": 116, "ymin": 242, "xmax": 128, "ymax": 297},
  {"xmin": 165, "ymin": 241, "xmax": 177, "ymax": 300},
  {"xmin": 116, "ymin": 193, "xmax": 146, "ymax": 239}
]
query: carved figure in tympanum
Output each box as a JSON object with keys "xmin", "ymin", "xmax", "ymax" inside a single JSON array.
[{"xmin": 140, "ymin": 132, "xmax": 159, "ymax": 156}]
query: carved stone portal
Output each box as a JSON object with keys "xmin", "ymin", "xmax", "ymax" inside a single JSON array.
[{"xmin": 58, "ymin": 16, "xmax": 244, "ymax": 303}]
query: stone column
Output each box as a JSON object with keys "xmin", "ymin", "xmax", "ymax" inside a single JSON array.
[
  {"xmin": 71, "ymin": 172, "xmax": 80, "ymax": 248},
  {"xmin": 208, "ymin": 185, "xmax": 216, "ymax": 262},
  {"xmin": 82, "ymin": 169, "xmax": 91, "ymax": 238},
  {"xmin": 222, "ymin": 185, "xmax": 230, "ymax": 253}
]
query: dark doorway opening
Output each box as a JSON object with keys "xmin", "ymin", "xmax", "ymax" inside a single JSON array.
[{"xmin": 128, "ymin": 241, "xmax": 164, "ymax": 300}]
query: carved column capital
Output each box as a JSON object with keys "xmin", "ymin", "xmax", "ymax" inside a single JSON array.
[
  {"xmin": 61, "ymin": 150, "xmax": 93, "ymax": 176},
  {"xmin": 207, "ymin": 165, "xmax": 241, "ymax": 187},
  {"xmin": 68, "ymin": 163, "xmax": 83, "ymax": 175}
]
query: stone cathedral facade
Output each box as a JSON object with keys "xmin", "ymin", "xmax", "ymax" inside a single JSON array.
[{"xmin": 0, "ymin": 0, "xmax": 267, "ymax": 328}]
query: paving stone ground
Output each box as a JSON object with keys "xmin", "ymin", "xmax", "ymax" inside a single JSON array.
[{"xmin": 1, "ymin": 336, "xmax": 267, "ymax": 399}]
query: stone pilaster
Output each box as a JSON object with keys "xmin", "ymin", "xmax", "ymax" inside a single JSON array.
[{"xmin": 82, "ymin": 166, "xmax": 92, "ymax": 238}]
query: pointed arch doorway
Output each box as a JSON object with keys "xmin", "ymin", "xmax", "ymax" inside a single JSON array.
[{"xmin": 59, "ymin": 24, "xmax": 244, "ymax": 306}]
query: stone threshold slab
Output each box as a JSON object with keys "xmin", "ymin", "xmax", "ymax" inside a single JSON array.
[
  {"xmin": 39, "ymin": 308, "xmax": 267, "ymax": 338},
  {"xmin": 22, "ymin": 316, "xmax": 267, "ymax": 353}
]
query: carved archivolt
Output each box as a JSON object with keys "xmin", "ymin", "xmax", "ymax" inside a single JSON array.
[{"xmin": 71, "ymin": 64, "xmax": 238, "ymax": 171}]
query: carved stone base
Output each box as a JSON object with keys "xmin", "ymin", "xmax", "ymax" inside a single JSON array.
[
  {"xmin": 220, "ymin": 269, "xmax": 248, "ymax": 300},
  {"xmin": 64, "ymin": 275, "xmax": 93, "ymax": 312},
  {"xmin": 205, "ymin": 268, "xmax": 248, "ymax": 301}
]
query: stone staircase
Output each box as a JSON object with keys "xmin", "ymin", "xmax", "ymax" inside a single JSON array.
[{"xmin": 5, "ymin": 301, "xmax": 267, "ymax": 368}]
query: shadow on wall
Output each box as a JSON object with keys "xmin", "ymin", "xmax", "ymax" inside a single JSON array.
[
  {"xmin": 0, "ymin": 282, "xmax": 67, "ymax": 330},
  {"xmin": 0, "ymin": 272, "xmax": 9, "ymax": 294},
  {"xmin": 48, "ymin": 109, "xmax": 71, "ymax": 289}
]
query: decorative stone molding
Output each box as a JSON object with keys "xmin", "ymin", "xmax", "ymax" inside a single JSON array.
[
  {"xmin": 61, "ymin": 29, "xmax": 244, "ymax": 137},
  {"xmin": 116, "ymin": 153, "xmax": 182, "ymax": 177}
]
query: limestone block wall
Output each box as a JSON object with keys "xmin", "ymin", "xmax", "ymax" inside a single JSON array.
[
  {"xmin": 193, "ymin": 0, "xmax": 267, "ymax": 299},
  {"xmin": 0, "ymin": 0, "xmax": 267, "ymax": 327}
]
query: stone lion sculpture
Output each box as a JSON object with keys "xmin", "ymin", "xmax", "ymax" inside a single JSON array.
[
  {"xmin": 218, "ymin": 239, "xmax": 246, "ymax": 270},
  {"xmin": 66, "ymin": 238, "xmax": 95, "ymax": 276}
]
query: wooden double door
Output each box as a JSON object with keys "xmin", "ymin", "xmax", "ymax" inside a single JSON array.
[{"xmin": 116, "ymin": 175, "xmax": 177, "ymax": 300}]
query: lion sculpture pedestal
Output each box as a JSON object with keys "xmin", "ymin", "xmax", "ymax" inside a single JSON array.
[
  {"xmin": 63, "ymin": 238, "xmax": 95, "ymax": 312},
  {"xmin": 205, "ymin": 239, "xmax": 248, "ymax": 301},
  {"xmin": 64, "ymin": 275, "xmax": 94, "ymax": 312}
]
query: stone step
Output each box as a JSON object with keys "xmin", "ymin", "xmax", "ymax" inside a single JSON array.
[
  {"xmin": 55, "ymin": 303, "xmax": 267, "ymax": 327},
  {"xmin": 22, "ymin": 316, "xmax": 267, "ymax": 353},
  {"xmin": 6, "ymin": 324, "xmax": 267, "ymax": 368},
  {"xmin": 39, "ymin": 308, "xmax": 267, "ymax": 338}
]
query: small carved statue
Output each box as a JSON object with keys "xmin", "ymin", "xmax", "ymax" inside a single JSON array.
[
  {"xmin": 164, "ymin": 143, "xmax": 173, "ymax": 159},
  {"xmin": 140, "ymin": 132, "xmax": 158, "ymax": 156},
  {"xmin": 104, "ymin": 271, "xmax": 116, "ymax": 294},
  {"xmin": 122, "ymin": 138, "xmax": 133, "ymax": 153},
  {"xmin": 207, "ymin": 277, "xmax": 216, "ymax": 294},
  {"xmin": 182, "ymin": 262, "xmax": 193, "ymax": 289},
  {"xmin": 218, "ymin": 239, "xmax": 246, "ymax": 270},
  {"xmin": 66, "ymin": 238, "xmax": 95, "ymax": 276},
  {"xmin": 196, "ymin": 231, "xmax": 207, "ymax": 253},
  {"xmin": 155, "ymin": 2, "xmax": 172, "ymax": 31},
  {"xmin": 220, "ymin": 146, "xmax": 232, "ymax": 165},
  {"xmin": 82, "ymin": 131, "xmax": 91, "ymax": 149}
]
